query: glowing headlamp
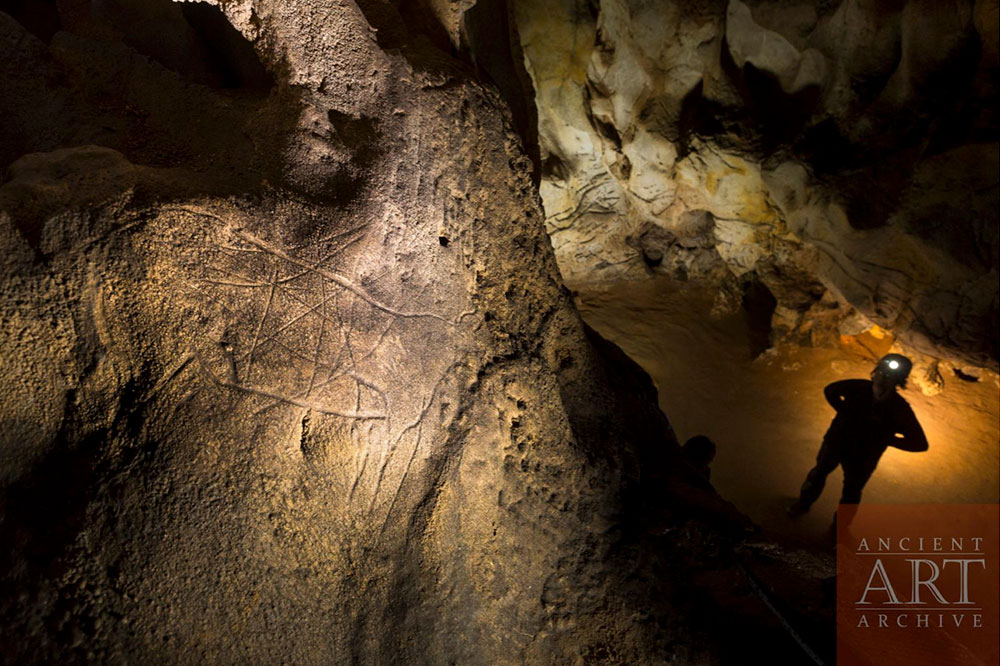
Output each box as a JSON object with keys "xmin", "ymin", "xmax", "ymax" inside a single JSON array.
[{"xmin": 877, "ymin": 354, "xmax": 912, "ymax": 383}]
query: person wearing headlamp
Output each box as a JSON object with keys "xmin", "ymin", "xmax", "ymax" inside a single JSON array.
[{"xmin": 788, "ymin": 353, "xmax": 928, "ymax": 519}]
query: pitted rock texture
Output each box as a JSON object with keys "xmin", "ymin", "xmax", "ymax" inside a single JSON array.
[
  {"xmin": 514, "ymin": 0, "xmax": 998, "ymax": 368},
  {"xmin": 0, "ymin": 1, "xmax": 766, "ymax": 664}
]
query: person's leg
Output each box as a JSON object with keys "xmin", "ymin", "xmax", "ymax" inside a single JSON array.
[
  {"xmin": 836, "ymin": 449, "xmax": 883, "ymax": 530},
  {"xmin": 839, "ymin": 447, "xmax": 883, "ymax": 506},
  {"xmin": 790, "ymin": 437, "xmax": 840, "ymax": 516},
  {"xmin": 840, "ymin": 475, "xmax": 866, "ymax": 505},
  {"xmin": 835, "ymin": 476, "xmax": 865, "ymax": 533}
]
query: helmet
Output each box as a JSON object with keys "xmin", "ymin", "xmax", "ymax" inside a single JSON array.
[{"xmin": 875, "ymin": 353, "xmax": 912, "ymax": 386}]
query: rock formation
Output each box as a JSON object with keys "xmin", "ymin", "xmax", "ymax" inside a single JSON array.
[
  {"xmin": 1, "ymin": 1, "xmax": 817, "ymax": 664},
  {"xmin": 513, "ymin": 0, "xmax": 998, "ymax": 369},
  {"xmin": 6, "ymin": 0, "xmax": 991, "ymax": 663}
]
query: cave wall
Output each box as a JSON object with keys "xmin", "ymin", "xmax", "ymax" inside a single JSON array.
[
  {"xmin": 0, "ymin": 1, "xmax": 746, "ymax": 663},
  {"xmin": 4, "ymin": 0, "xmax": 980, "ymax": 661},
  {"xmin": 513, "ymin": 0, "xmax": 998, "ymax": 368}
]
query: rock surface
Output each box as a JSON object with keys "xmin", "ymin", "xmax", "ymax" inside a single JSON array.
[
  {"xmin": 514, "ymin": 0, "xmax": 998, "ymax": 368},
  {"xmin": 0, "ymin": 1, "xmax": 835, "ymax": 664}
]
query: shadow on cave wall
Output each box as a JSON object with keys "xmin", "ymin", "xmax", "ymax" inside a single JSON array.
[
  {"xmin": 712, "ymin": 6, "xmax": 989, "ymax": 234},
  {"xmin": 350, "ymin": 0, "xmax": 542, "ymax": 181},
  {"xmin": 0, "ymin": 3, "xmax": 313, "ymax": 659},
  {"xmin": 1, "ymin": 0, "xmax": 271, "ymax": 88},
  {"xmin": 1, "ymin": 0, "xmax": 410, "ymax": 246},
  {"xmin": 0, "ymin": 0, "xmax": 288, "ymax": 187}
]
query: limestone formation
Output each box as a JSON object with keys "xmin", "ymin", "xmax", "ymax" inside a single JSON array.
[
  {"xmin": 514, "ymin": 0, "xmax": 998, "ymax": 369},
  {"xmin": 16, "ymin": 0, "xmax": 994, "ymax": 662},
  {"xmin": 0, "ymin": 1, "xmax": 826, "ymax": 664}
]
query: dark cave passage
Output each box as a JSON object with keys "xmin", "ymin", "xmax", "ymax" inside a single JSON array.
[{"xmin": 575, "ymin": 276, "xmax": 999, "ymax": 548}]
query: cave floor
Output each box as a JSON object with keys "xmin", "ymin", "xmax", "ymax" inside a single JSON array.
[{"xmin": 574, "ymin": 276, "xmax": 1000, "ymax": 550}]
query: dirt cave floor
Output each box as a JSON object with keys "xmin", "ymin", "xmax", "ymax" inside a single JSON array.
[{"xmin": 574, "ymin": 277, "xmax": 1000, "ymax": 549}]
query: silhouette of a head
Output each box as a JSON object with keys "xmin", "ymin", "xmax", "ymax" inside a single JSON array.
[
  {"xmin": 872, "ymin": 354, "xmax": 912, "ymax": 401},
  {"xmin": 682, "ymin": 435, "xmax": 716, "ymax": 467}
]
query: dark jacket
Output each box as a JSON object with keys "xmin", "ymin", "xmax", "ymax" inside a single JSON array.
[{"xmin": 823, "ymin": 379, "xmax": 928, "ymax": 453}]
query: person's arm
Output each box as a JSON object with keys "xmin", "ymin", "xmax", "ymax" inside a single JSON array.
[{"xmin": 888, "ymin": 403, "xmax": 929, "ymax": 452}]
